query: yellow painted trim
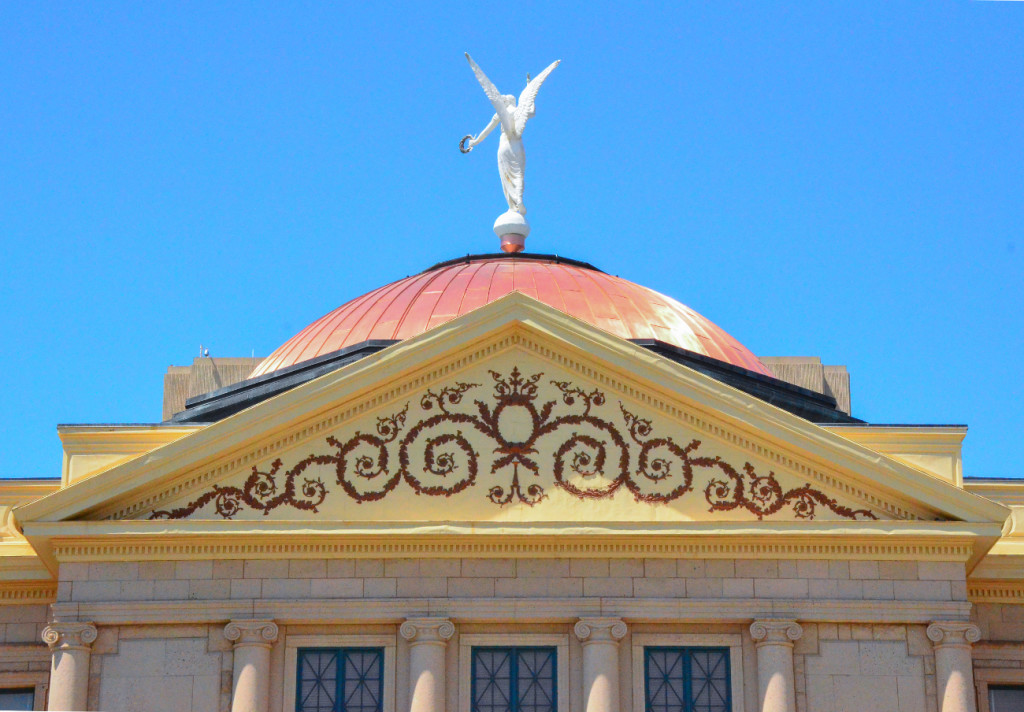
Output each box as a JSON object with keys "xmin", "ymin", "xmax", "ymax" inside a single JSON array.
[
  {"xmin": 21, "ymin": 520, "xmax": 998, "ymax": 567},
  {"xmin": 965, "ymin": 482, "xmax": 1024, "ymax": 507},
  {"xmin": 101, "ymin": 329, "xmax": 930, "ymax": 522},
  {"xmin": 824, "ymin": 425, "xmax": 965, "ymax": 486},
  {"xmin": 15, "ymin": 295, "xmax": 1010, "ymax": 531},
  {"xmin": 0, "ymin": 530, "xmax": 50, "ymax": 581},
  {"xmin": 59, "ymin": 425, "xmax": 200, "ymax": 486},
  {"xmin": 967, "ymin": 579, "xmax": 1024, "ymax": 604},
  {"xmin": 0, "ymin": 480, "xmax": 60, "ymax": 505},
  {"xmin": 0, "ymin": 555, "xmax": 52, "ymax": 582},
  {"xmin": 0, "ymin": 580, "xmax": 56, "ymax": 605}
]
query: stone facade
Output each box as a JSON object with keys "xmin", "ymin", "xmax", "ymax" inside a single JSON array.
[
  {"xmin": 795, "ymin": 624, "xmax": 936, "ymax": 712},
  {"xmin": 4, "ymin": 300, "xmax": 1021, "ymax": 712},
  {"xmin": 88, "ymin": 625, "xmax": 231, "ymax": 712},
  {"xmin": 54, "ymin": 558, "xmax": 968, "ymax": 604},
  {"xmin": 10, "ymin": 554, "xmax": 1003, "ymax": 711}
]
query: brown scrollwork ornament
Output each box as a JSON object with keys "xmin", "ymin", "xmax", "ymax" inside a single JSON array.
[{"xmin": 150, "ymin": 368, "xmax": 876, "ymax": 521}]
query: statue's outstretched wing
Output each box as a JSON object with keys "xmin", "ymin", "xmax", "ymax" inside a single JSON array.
[
  {"xmin": 514, "ymin": 60, "xmax": 560, "ymax": 136},
  {"xmin": 465, "ymin": 53, "xmax": 514, "ymax": 134}
]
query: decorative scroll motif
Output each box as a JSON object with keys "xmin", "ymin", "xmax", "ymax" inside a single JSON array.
[{"xmin": 150, "ymin": 368, "xmax": 877, "ymax": 521}]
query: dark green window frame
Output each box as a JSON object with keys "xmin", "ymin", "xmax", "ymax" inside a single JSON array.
[
  {"xmin": 470, "ymin": 646, "xmax": 557, "ymax": 712},
  {"xmin": 644, "ymin": 646, "xmax": 731, "ymax": 712},
  {"xmin": 295, "ymin": 647, "xmax": 384, "ymax": 712},
  {"xmin": 0, "ymin": 688, "xmax": 35, "ymax": 711},
  {"xmin": 989, "ymin": 685, "xmax": 1024, "ymax": 712}
]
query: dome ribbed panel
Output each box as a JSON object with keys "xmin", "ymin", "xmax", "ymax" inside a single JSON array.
[{"xmin": 251, "ymin": 258, "xmax": 770, "ymax": 378}]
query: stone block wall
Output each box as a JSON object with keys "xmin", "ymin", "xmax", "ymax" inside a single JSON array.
[
  {"xmin": 973, "ymin": 602, "xmax": 1024, "ymax": 643},
  {"xmin": 971, "ymin": 602, "xmax": 1024, "ymax": 709},
  {"xmin": 47, "ymin": 557, "xmax": 973, "ymax": 711},
  {"xmin": 794, "ymin": 623, "xmax": 936, "ymax": 712},
  {"xmin": 56, "ymin": 558, "xmax": 968, "ymax": 604},
  {"xmin": 0, "ymin": 604, "xmax": 48, "ymax": 649},
  {"xmin": 88, "ymin": 624, "xmax": 232, "ymax": 712}
]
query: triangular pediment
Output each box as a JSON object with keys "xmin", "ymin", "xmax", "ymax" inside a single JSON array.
[
  {"xmin": 136, "ymin": 351, "xmax": 886, "ymax": 523},
  {"xmin": 17, "ymin": 294, "xmax": 1008, "ymax": 532}
]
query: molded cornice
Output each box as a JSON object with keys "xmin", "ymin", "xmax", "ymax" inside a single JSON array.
[{"xmin": 13, "ymin": 295, "xmax": 1010, "ymax": 572}]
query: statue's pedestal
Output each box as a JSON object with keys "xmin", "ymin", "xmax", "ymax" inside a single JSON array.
[{"xmin": 493, "ymin": 210, "xmax": 530, "ymax": 253}]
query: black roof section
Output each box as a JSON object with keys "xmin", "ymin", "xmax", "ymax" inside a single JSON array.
[
  {"xmin": 167, "ymin": 339, "xmax": 861, "ymax": 425},
  {"xmin": 424, "ymin": 253, "xmax": 603, "ymax": 273},
  {"xmin": 167, "ymin": 251, "xmax": 860, "ymax": 425}
]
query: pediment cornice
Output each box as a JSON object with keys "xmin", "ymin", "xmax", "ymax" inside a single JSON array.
[
  {"xmin": 102, "ymin": 332, "xmax": 911, "ymax": 522},
  {"xmin": 15, "ymin": 294, "xmax": 1010, "ymax": 531}
]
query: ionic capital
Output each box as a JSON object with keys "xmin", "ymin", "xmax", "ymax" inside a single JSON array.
[
  {"xmin": 42, "ymin": 622, "xmax": 98, "ymax": 652},
  {"xmin": 224, "ymin": 619, "xmax": 279, "ymax": 649},
  {"xmin": 400, "ymin": 617, "xmax": 455, "ymax": 646},
  {"xmin": 926, "ymin": 621, "xmax": 981, "ymax": 648},
  {"xmin": 750, "ymin": 619, "xmax": 803, "ymax": 646},
  {"xmin": 574, "ymin": 618, "xmax": 628, "ymax": 644}
]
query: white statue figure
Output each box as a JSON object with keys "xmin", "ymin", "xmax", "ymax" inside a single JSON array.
[{"xmin": 461, "ymin": 53, "xmax": 560, "ymax": 251}]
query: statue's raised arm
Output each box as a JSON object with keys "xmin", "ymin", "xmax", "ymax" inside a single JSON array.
[{"xmin": 465, "ymin": 53, "xmax": 515, "ymax": 136}]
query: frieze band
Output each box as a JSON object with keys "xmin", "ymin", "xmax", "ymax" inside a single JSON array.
[{"xmin": 150, "ymin": 368, "xmax": 876, "ymax": 521}]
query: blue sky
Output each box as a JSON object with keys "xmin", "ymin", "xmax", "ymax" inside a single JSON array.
[{"xmin": 1, "ymin": 2, "xmax": 1021, "ymax": 480}]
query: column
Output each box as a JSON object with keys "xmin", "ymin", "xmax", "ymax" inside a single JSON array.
[
  {"xmin": 225, "ymin": 619, "xmax": 279, "ymax": 712},
  {"xmin": 927, "ymin": 621, "xmax": 981, "ymax": 712},
  {"xmin": 400, "ymin": 617, "xmax": 455, "ymax": 712},
  {"xmin": 42, "ymin": 622, "xmax": 97, "ymax": 711},
  {"xmin": 750, "ymin": 619, "xmax": 802, "ymax": 712},
  {"xmin": 574, "ymin": 618, "xmax": 627, "ymax": 712}
]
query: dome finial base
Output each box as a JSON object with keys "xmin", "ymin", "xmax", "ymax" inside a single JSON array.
[
  {"xmin": 500, "ymin": 235, "xmax": 525, "ymax": 253},
  {"xmin": 493, "ymin": 210, "xmax": 530, "ymax": 253}
]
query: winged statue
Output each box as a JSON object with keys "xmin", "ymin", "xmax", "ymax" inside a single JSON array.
[{"xmin": 461, "ymin": 53, "xmax": 560, "ymax": 219}]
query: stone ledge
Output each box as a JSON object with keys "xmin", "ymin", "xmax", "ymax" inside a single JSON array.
[{"xmin": 50, "ymin": 596, "xmax": 971, "ymax": 626}]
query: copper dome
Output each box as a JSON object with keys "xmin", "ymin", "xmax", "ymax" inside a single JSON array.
[{"xmin": 251, "ymin": 255, "xmax": 770, "ymax": 378}]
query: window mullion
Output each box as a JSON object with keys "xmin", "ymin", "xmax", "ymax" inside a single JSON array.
[
  {"xmin": 337, "ymin": 650, "xmax": 346, "ymax": 712},
  {"xmin": 510, "ymin": 649, "xmax": 519, "ymax": 712},
  {"xmin": 682, "ymin": 650, "xmax": 692, "ymax": 712}
]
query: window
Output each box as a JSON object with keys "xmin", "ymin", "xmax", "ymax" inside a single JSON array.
[
  {"xmin": 284, "ymin": 635, "xmax": 395, "ymax": 712},
  {"xmin": 296, "ymin": 648, "xmax": 384, "ymax": 712},
  {"xmin": 990, "ymin": 686, "xmax": 1024, "ymax": 712},
  {"xmin": 471, "ymin": 647, "xmax": 557, "ymax": 712},
  {"xmin": 974, "ymin": 666, "xmax": 1024, "ymax": 712},
  {"xmin": 644, "ymin": 647, "xmax": 731, "ymax": 712},
  {"xmin": 0, "ymin": 688, "xmax": 34, "ymax": 711},
  {"xmin": 632, "ymin": 635, "xmax": 742, "ymax": 712},
  {"xmin": 459, "ymin": 633, "xmax": 568, "ymax": 712}
]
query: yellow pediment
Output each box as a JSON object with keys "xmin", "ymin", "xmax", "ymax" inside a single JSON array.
[
  {"xmin": 16, "ymin": 293, "xmax": 1008, "ymax": 535},
  {"xmin": 142, "ymin": 352, "xmax": 883, "ymax": 524}
]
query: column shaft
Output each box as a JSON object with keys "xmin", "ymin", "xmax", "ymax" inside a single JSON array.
[
  {"xmin": 750, "ymin": 620, "xmax": 802, "ymax": 712},
  {"xmin": 401, "ymin": 618, "xmax": 455, "ymax": 712},
  {"xmin": 225, "ymin": 619, "xmax": 279, "ymax": 712},
  {"xmin": 43, "ymin": 622, "xmax": 97, "ymax": 712},
  {"xmin": 574, "ymin": 618, "xmax": 627, "ymax": 712}
]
